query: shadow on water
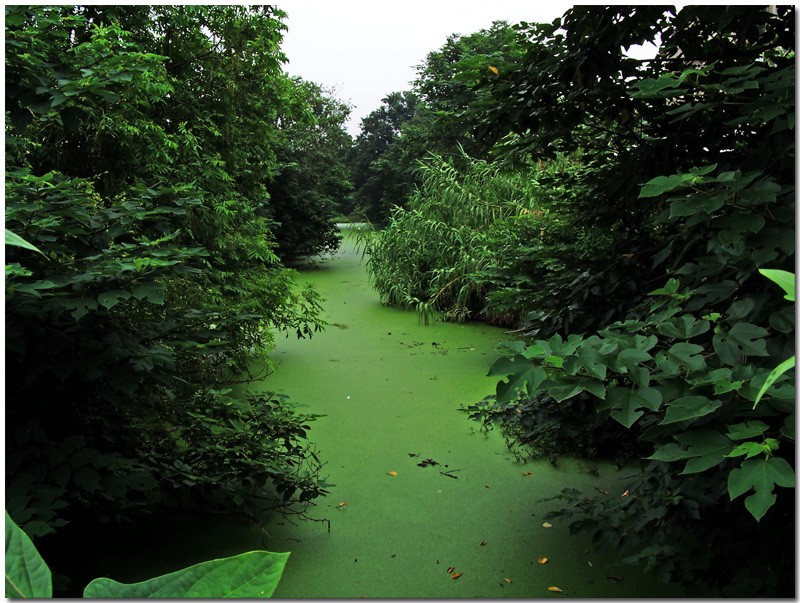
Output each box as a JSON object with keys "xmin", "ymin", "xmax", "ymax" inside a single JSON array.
[{"xmin": 45, "ymin": 227, "xmax": 686, "ymax": 598}]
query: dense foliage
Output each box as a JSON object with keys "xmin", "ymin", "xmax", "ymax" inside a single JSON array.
[
  {"xmin": 266, "ymin": 78, "xmax": 351, "ymax": 260},
  {"xmin": 361, "ymin": 5, "xmax": 795, "ymax": 596},
  {"xmin": 5, "ymin": 5, "xmax": 347, "ymax": 574},
  {"xmin": 348, "ymin": 21, "xmax": 524, "ymax": 223}
]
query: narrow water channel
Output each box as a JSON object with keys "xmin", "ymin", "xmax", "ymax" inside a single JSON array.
[
  {"xmin": 248, "ymin": 227, "xmax": 684, "ymax": 598},
  {"xmin": 49, "ymin": 227, "xmax": 684, "ymax": 597}
]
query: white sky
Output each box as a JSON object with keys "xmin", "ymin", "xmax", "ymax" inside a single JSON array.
[{"xmin": 277, "ymin": 1, "xmax": 575, "ymax": 136}]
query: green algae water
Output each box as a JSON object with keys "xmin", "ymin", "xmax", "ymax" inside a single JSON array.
[
  {"xmin": 48, "ymin": 227, "xmax": 684, "ymax": 597},
  {"xmin": 248, "ymin": 227, "xmax": 684, "ymax": 598}
]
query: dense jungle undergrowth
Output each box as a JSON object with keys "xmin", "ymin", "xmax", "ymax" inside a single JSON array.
[{"xmin": 358, "ymin": 5, "xmax": 795, "ymax": 597}]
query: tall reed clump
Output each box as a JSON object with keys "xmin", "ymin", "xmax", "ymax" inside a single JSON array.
[{"xmin": 362, "ymin": 150, "xmax": 544, "ymax": 324}]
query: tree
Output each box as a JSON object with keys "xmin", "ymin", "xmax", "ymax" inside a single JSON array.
[
  {"xmin": 5, "ymin": 6, "xmax": 329, "ymax": 567},
  {"xmin": 348, "ymin": 91, "xmax": 419, "ymax": 222},
  {"xmin": 266, "ymin": 78, "xmax": 352, "ymax": 260}
]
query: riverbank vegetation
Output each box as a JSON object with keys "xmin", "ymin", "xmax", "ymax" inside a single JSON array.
[
  {"xmin": 6, "ymin": 4, "xmax": 794, "ymax": 598},
  {"xmin": 5, "ymin": 6, "xmax": 350, "ymax": 593},
  {"xmin": 357, "ymin": 6, "xmax": 795, "ymax": 596}
]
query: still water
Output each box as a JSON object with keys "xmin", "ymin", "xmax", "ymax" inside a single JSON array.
[
  {"xmin": 248, "ymin": 228, "xmax": 683, "ymax": 598},
  {"xmin": 50, "ymin": 228, "xmax": 684, "ymax": 598}
]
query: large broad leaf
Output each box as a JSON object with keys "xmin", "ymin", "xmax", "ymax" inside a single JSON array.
[
  {"xmin": 676, "ymin": 430, "xmax": 734, "ymax": 474},
  {"xmin": 657, "ymin": 315, "xmax": 710, "ymax": 339},
  {"xmin": 727, "ymin": 457, "xmax": 795, "ymax": 521},
  {"xmin": 601, "ymin": 387, "xmax": 661, "ymax": 428},
  {"xmin": 659, "ymin": 395, "xmax": 722, "ymax": 425},
  {"xmin": 83, "ymin": 550, "xmax": 290, "ymax": 598},
  {"xmin": 488, "ymin": 356, "xmax": 546, "ymax": 405},
  {"xmin": 5, "ymin": 510, "xmax": 53, "ymax": 598},
  {"xmin": 667, "ymin": 342, "xmax": 707, "ymax": 372}
]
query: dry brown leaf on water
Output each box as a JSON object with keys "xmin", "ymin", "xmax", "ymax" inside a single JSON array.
[
  {"xmin": 621, "ymin": 489, "xmax": 630, "ymax": 496},
  {"xmin": 522, "ymin": 471, "xmax": 533, "ymax": 477},
  {"xmin": 547, "ymin": 586, "xmax": 563, "ymax": 592},
  {"xmin": 446, "ymin": 566, "xmax": 455, "ymax": 574},
  {"xmin": 479, "ymin": 540, "xmax": 488, "ymax": 546},
  {"xmin": 542, "ymin": 522, "xmax": 553, "ymax": 528},
  {"xmin": 387, "ymin": 471, "xmax": 398, "ymax": 476},
  {"xmin": 503, "ymin": 578, "xmax": 512, "ymax": 584},
  {"xmin": 451, "ymin": 572, "xmax": 463, "ymax": 580},
  {"xmin": 537, "ymin": 557, "xmax": 549, "ymax": 565},
  {"xmin": 337, "ymin": 502, "xmax": 347, "ymax": 507},
  {"xmin": 488, "ymin": 65, "xmax": 499, "ymax": 75}
]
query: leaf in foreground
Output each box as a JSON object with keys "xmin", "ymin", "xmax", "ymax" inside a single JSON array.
[
  {"xmin": 83, "ymin": 550, "xmax": 290, "ymax": 598},
  {"xmin": 727, "ymin": 457, "xmax": 795, "ymax": 521},
  {"xmin": 5, "ymin": 511, "xmax": 53, "ymax": 598}
]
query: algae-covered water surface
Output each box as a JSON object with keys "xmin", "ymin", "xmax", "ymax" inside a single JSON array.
[
  {"xmin": 249, "ymin": 228, "xmax": 684, "ymax": 598},
  {"xmin": 48, "ymin": 228, "xmax": 684, "ymax": 597}
]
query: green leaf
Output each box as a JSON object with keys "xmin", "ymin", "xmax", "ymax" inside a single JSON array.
[
  {"xmin": 602, "ymin": 387, "xmax": 661, "ymax": 428},
  {"xmin": 753, "ymin": 355, "xmax": 795, "ymax": 408},
  {"xmin": 673, "ymin": 430, "xmax": 733, "ymax": 474},
  {"xmin": 639, "ymin": 174, "xmax": 685, "ymax": 198},
  {"xmin": 488, "ymin": 356, "xmax": 545, "ymax": 405},
  {"xmin": 727, "ymin": 421, "xmax": 769, "ymax": 440},
  {"xmin": 5, "ymin": 229, "xmax": 45, "ymax": 256},
  {"xmin": 667, "ymin": 342, "xmax": 707, "ymax": 372},
  {"xmin": 726, "ymin": 441, "xmax": 769, "ymax": 459},
  {"xmin": 714, "ymin": 323, "xmax": 770, "ymax": 365},
  {"xmin": 727, "ymin": 457, "xmax": 795, "ymax": 521},
  {"xmin": 656, "ymin": 316, "xmax": 710, "ymax": 339},
  {"xmin": 648, "ymin": 442, "xmax": 689, "ymax": 462},
  {"xmin": 659, "ymin": 395, "xmax": 721, "ymax": 425},
  {"xmin": 97, "ymin": 289, "xmax": 132, "ymax": 310},
  {"xmin": 61, "ymin": 297, "xmax": 99, "ymax": 321},
  {"xmin": 5, "ymin": 510, "xmax": 53, "ymax": 598},
  {"xmin": 576, "ymin": 345, "xmax": 607, "ymax": 379},
  {"xmin": 132, "ymin": 282, "xmax": 166, "ymax": 305},
  {"xmin": 758, "ymin": 269, "xmax": 795, "ymax": 302},
  {"xmin": 83, "ymin": 550, "xmax": 290, "ymax": 598}
]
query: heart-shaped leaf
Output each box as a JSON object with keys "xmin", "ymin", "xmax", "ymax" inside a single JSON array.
[{"xmin": 83, "ymin": 550, "xmax": 289, "ymax": 598}]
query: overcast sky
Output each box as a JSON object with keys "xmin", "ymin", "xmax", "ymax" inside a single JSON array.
[{"xmin": 277, "ymin": 1, "xmax": 575, "ymax": 136}]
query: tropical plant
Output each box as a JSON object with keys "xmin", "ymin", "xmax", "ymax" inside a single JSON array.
[{"xmin": 5, "ymin": 511, "xmax": 289, "ymax": 598}]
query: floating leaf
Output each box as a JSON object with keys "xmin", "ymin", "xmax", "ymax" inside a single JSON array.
[
  {"xmin": 522, "ymin": 471, "xmax": 533, "ymax": 477},
  {"xmin": 446, "ymin": 566, "xmax": 455, "ymax": 574},
  {"xmin": 451, "ymin": 572, "xmax": 463, "ymax": 580},
  {"xmin": 337, "ymin": 502, "xmax": 347, "ymax": 508},
  {"xmin": 542, "ymin": 522, "xmax": 553, "ymax": 528},
  {"xmin": 547, "ymin": 586, "xmax": 563, "ymax": 592},
  {"xmin": 537, "ymin": 557, "xmax": 549, "ymax": 564},
  {"xmin": 479, "ymin": 540, "xmax": 487, "ymax": 546},
  {"xmin": 504, "ymin": 577, "xmax": 513, "ymax": 583},
  {"xmin": 387, "ymin": 471, "xmax": 398, "ymax": 476}
]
